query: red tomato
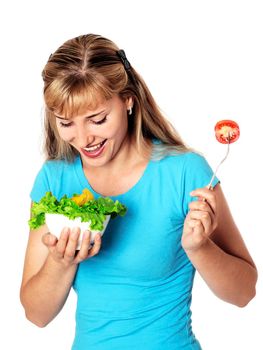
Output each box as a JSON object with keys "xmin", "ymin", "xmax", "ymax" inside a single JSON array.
[{"xmin": 215, "ymin": 120, "xmax": 240, "ymax": 144}]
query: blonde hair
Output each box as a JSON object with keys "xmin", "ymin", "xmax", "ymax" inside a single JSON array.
[{"xmin": 42, "ymin": 34, "xmax": 191, "ymax": 161}]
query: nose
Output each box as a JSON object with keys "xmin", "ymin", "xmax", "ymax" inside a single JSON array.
[{"xmin": 73, "ymin": 125, "xmax": 95, "ymax": 148}]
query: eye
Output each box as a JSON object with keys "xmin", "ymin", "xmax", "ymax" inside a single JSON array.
[
  {"xmin": 59, "ymin": 121, "xmax": 73, "ymax": 128},
  {"xmin": 92, "ymin": 116, "xmax": 107, "ymax": 125}
]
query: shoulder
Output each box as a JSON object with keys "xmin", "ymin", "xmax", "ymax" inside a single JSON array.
[
  {"xmin": 150, "ymin": 150, "xmax": 209, "ymax": 193},
  {"xmin": 37, "ymin": 157, "xmax": 79, "ymax": 181},
  {"xmin": 157, "ymin": 151, "xmax": 213, "ymax": 189},
  {"xmin": 151, "ymin": 140, "xmax": 206, "ymax": 167},
  {"xmin": 154, "ymin": 151, "xmax": 218, "ymax": 215},
  {"xmin": 155, "ymin": 150, "xmax": 208, "ymax": 173},
  {"xmin": 160, "ymin": 151, "xmax": 215, "ymax": 185},
  {"xmin": 30, "ymin": 157, "xmax": 79, "ymax": 202},
  {"xmin": 42, "ymin": 157, "xmax": 77, "ymax": 172},
  {"xmin": 146, "ymin": 151, "xmax": 213, "ymax": 219}
]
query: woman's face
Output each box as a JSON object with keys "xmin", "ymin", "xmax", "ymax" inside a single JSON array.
[{"xmin": 55, "ymin": 94, "xmax": 133, "ymax": 169}]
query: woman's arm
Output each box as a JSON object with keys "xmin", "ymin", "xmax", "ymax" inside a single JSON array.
[
  {"xmin": 182, "ymin": 183, "xmax": 257, "ymax": 307},
  {"xmin": 20, "ymin": 219, "xmax": 102, "ymax": 327}
]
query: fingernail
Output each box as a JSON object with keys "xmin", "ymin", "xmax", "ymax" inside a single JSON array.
[
  {"xmin": 62, "ymin": 227, "xmax": 70, "ymax": 234},
  {"xmin": 83, "ymin": 230, "xmax": 90, "ymax": 239},
  {"xmin": 49, "ymin": 235, "xmax": 57, "ymax": 245},
  {"xmin": 72, "ymin": 227, "xmax": 79, "ymax": 238}
]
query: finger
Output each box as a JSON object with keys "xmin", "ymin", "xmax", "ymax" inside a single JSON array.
[
  {"xmin": 187, "ymin": 217, "xmax": 203, "ymax": 229},
  {"xmin": 63, "ymin": 227, "xmax": 80, "ymax": 262},
  {"xmin": 190, "ymin": 187, "xmax": 214, "ymax": 201},
  {"xmin": 42, "ymin": 232, "xmax": 58, "ymax": 247},
  {"xmin": 75, "ymin": 230, "xmax": 92, "ymax": 262},
  {"xmin": 189, "ymin": 199, "xmax": 216, "ymax": 230},
  {"xmin": 200, "ymin": 185, "xmax": 214, "ymax": 203},
  {"xmin": 55, "ymin": 227, "xmax": 70, "ymax": 257},
  {"xmin": 189, "ymin": 199, "xmax": 214, "ymax": 215},
  {"xmin": 185, "ymin": 218, "xmax": 204, "ymax": 240},
  {"xmin": 87, "ymin": 233, "xmax": 102, "ymax": 257},
  {"xmin": 190, "ymin": 188, "xmax": 216, "ymax": 214},
  {"xmin": 188, "ymin": 210, "xmax": 212, "ymax": 236},
  {"xmin": 185, "ymin": 218, "xmax": 206, "ymax": 243},
  {"xmin": 188, "ymin": 201, "xmax": 216, "ymax": 225}
]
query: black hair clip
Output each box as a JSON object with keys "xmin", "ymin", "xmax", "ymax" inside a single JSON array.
[{"xmin": 117, "ymin": 49, "xmax": 132, "ymax": 70}]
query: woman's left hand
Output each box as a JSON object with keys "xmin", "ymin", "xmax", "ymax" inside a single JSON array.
[{"xmin": 182, "ymin": 186, "xmax": 218, "ymax": 252}]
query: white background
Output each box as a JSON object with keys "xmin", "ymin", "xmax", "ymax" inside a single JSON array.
[{"xmin": 1, "ymin": 0, "xmax": 262, "ymax": 349}]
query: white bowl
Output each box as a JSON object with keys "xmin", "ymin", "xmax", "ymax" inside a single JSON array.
[{"xmin": 45, "ymin": 213, "xmax": 111, "ymax": 250}]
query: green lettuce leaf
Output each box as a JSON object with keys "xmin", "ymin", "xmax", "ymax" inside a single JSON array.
[{"xmin": 29, "ymin": 191, "xmax": 127, "ymax": 231}]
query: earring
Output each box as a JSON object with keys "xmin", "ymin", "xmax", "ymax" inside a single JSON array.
[{"xmin": 128, "ymin": 107, "xmax": 133, "ymax": 115}]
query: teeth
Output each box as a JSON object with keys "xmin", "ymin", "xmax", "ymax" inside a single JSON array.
[{"xmin": 84, "ymin": 141, "xmax": 104, "ymax": 152}]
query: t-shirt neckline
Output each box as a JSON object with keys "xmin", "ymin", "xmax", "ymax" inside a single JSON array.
[{"xmin": 74, "ymin": 155, "xmax": 153, "ymax": 199}]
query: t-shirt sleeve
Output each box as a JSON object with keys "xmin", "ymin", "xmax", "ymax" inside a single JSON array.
[
  {"xmin": 30, "ymin": 163, "xmax": 50, "ymax": 202},
  {"xmin": 181, "ymin": 152, "xmax": 220, "ymax": 216}
]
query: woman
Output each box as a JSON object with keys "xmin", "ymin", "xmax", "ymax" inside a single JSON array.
[{"xmin": 20, "ymin": 34, "xmax": 257, "ymax": 349}]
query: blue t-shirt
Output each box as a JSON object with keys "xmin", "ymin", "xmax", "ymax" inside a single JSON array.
[{"xmin": 30, "ymin": 151, "xmax": 219, "ymax": 350}]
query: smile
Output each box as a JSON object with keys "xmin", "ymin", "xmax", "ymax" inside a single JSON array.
[
  {"xmin": 83, "ymin": 140, "xmax": 107, "ymax": 152},
  {"xmin": 81, "ymin": 139, "xmax": 107, "ymax": 158}
]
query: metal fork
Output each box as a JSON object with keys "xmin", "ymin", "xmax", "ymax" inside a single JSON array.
[{"xmin": 207, "ymin": 135, "xmax": 231, "ymax": 190}]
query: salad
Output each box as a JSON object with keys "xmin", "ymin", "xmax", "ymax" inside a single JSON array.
[{"xmin": 29, "ymin": 189, "xmax": 127, "ymax": 231}]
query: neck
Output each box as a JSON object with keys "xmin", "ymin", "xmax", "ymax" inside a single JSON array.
[
  {"xmin": 105, "ymin": 134, "xmax": 137, "ymax": 174},
  {"xmin": 83, "ymin": 135, "xmax": 151, "ymax": 177}
]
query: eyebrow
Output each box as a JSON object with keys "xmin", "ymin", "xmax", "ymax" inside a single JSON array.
[{"xmin": 55, "ymin": 109, "xmax": 106, "ymax": 120}]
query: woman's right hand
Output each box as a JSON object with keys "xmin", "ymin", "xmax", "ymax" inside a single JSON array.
[{"xmin": 42, "ymin": 227, "xmax": 102, "ymax": 267}]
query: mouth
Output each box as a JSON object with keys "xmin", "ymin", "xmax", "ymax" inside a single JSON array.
[{"xmin": 81, "ymin": 139, "xmax": 107, "ymax": 158}]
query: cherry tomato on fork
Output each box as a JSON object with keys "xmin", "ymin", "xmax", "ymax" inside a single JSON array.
[{"xmin": 215, "ymin": 120, "xmax": 240, "ymax": 144}]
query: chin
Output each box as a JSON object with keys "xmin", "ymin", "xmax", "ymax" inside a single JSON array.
[{"xmin": 82, "ymin": 155, "xmax": 110, "ymax": 168}]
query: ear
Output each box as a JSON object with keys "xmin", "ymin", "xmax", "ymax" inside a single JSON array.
[{"xmin": 125, "ymin": 96, "xmax": 134, "ymax": 110}]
